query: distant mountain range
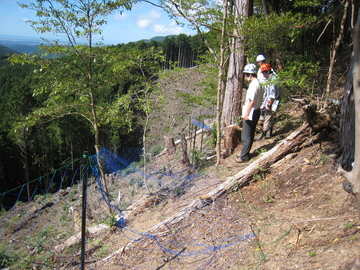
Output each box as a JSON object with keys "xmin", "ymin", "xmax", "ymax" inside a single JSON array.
[
  {"xmin": 0, "ymin": 45, "xmax": 19, "ymax": 56},
  {"xmin": 0, "ymin": 35, "xmax": 42, "ymax": 55},
  {"xmin": 0, "ymin": 35, "xmax": 178, "ymax": 56},
  {"xmin": 140, "ymin": 35, "xmax": 177, "ymax": 42}
]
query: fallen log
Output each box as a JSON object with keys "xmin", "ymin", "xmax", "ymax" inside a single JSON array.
[{"xmin": 54, "ymin": 224, "xmax": 110, "ymax": 252}]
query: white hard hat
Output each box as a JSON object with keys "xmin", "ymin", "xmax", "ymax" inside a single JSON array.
[
  {"xmin": 243, "ymin": 63, "xmax": 257, "ymax": 74},
  {"xmin": 256, "ymin": 54, "xmax": 266, "ymax": 61}
]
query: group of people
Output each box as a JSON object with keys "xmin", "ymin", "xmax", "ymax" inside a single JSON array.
[{"xmin": 236, "ymin": 54, "xmax": 280, "ymax": 163}]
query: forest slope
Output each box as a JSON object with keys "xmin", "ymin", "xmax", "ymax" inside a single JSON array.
[{"xmin": 1, "ymin": 66, "xmax": 359, "ymax": 270}]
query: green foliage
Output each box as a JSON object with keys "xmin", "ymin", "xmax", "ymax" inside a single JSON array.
[
  {"xmin": 319, "ymin": 154, "xmax": 327, "ymax": 165},
  {"xmin": 123, "ymin": 166, "xmax": 135, "ymax": 177},
  {"xmin": 239, "ymin": 11, "xmax": 327, "ymax": 101},
  {"xmin": 59, "ymin": 214, "xmax": 71, "ymax": 224},
  {"xmin": 4, "ymin": 211, "xmax": 21, "ymax": 229},
  {"xmin": 106, "ymin": 215, "xmax": 118, "ymax": 227},
  {"xmin": 255, "ymin": 148, "xmax": 267, "ymax": 156},
  {"xmin": 190, "ymin": 149, "xmax": 205, "ymax": 165},
  {"xmin": 261, "ymin": 181, "xmax": 276, "ymax": 203},
  {"xmin": 27, "ymin": 225, "xmax": 56, "ymax": 254},
  {"xmin": 0, "ymin": 244, "xmax": 27, "ymax": 269},
  {"xmin": 278, "ymin": 61, "xmax": 321, "ymax": 98},
  {"xmin": 293, "ymin": 0, "xmax": 323, "ymax": 8},
  {"xmin": 208, "ymin": 122, "xmax": 217, "ymax": 148},
  {"xmin": 242, "ymin": 12, "xmax": 319, "ymax": 58},
  {"xmin": 96, "ymin": 243, "xmax": 111, "ymax": 258}
]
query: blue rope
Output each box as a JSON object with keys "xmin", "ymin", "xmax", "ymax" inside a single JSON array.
[{"xmin": 191, "ymin": 118, "xmax": 213, "ymax": 131}]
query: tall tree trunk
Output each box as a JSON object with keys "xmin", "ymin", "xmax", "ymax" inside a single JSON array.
[
  {"xmin": 338, "ymin": 54, "xmax": 355, "ymax": 171},
  {"xmin": 216, "ymin": 0, "xmax": 228, "ymax": 165},
  {"xmin": 142, "ymin": 111, "xmax": 150, "ymax": 194},
  {"xmin": 338, "ymin": 9, "xmax": 360, "ymax": 217},
  {"xmin": 221, "ymin": 0, "xmax": 253, "ymax": 126},
  {"xmin": 262, "ymin": 0, "xmax": 269, "ymax": 15},
  {"xmin": 325, "ymin": 0, "xmax": 349, "ymax": 106},
  {"xmin": 349, "ymin": 7, "xmax": 360, "ymax": 215}
]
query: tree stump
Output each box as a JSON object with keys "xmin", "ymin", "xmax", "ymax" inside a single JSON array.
[
  {"xmin": 223, "ymin": 124, "xmax": 241, "ymax": 157},
  {"xmin": 164, "ymin": 136, "xmax": 176, "ymax": 155},
  {"xmin": 180, "ymin": 133, "xmax": 191, "ymax": 166}
]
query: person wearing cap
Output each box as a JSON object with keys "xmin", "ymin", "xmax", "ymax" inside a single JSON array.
[
  {"xmin": 258, "ymin": 63, "xmax": 280, "ymax": 140},
  {"xmin": 236, "ymin": 63, "xmax": 264, "ymax": 163},
  {"xmin": 256, "ymin": 54, "xmax": 267, "ymax": 83}
]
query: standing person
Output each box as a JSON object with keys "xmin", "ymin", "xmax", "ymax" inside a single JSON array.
[
  {"xmin": 236, "ymin": 63, "xmax": 264, "ymax": 163},
  {"xmin": 256, "ymin": 54, "xmax": 267, "ymax": 83},
  {"xmin": 258, "ymin": 63, "xmax": 280, "ymax": 140}
]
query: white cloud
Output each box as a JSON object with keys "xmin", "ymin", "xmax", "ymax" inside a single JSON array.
[
  {"xmin": 153, "ymin": 21, "xmax": 183, "ymax": 35},
  {"xmin": 137, "ymin": 18, "xmax": 152, "ymax": 28},
  {"xmin": 135, "ymin": 9, "xmax": 183, "ymax": 35},
  {"xmin": 148, "ymin": 9, "xmax": 161, "ymax": 20},
  {"xmin": 136, "ymin": 9, "xmax": 161, "ymax": 29}
]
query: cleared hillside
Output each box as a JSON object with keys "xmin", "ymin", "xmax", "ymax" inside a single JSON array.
[{"xmin": 1, "ymin": 67, "xmax": 359, "ymax": 270}]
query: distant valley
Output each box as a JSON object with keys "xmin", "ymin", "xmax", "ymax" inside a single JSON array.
[
  {"xmin": 0, "ymin": 35, "xmax": 44, "ymax": 54},
  {"xmin": 0, "ymin": 34, "xmax": 178, "ymax": 55}
]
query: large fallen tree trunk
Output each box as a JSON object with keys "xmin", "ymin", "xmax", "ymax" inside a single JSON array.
[{"xmin": 91, "ymin": 103, "xmax": 337, "ymax": 266}]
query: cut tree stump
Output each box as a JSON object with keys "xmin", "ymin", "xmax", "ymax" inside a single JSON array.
[
  {"xmin": 164, "ymin": 136, "xmax": 176, "ymax": 155},
  {"xmin": 223, "ymin": 124, "xmax": 241, "ymax": 157},
  {"xmin": 180, "ymin": 133, "xmax": 191, "ymax": 166}
]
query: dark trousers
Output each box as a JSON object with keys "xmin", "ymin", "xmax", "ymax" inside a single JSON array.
[{"xmin": 240, "ymin": 109, "xmax": 261, "ymax": 160}]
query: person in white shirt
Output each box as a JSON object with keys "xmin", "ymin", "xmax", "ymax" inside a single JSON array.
[{"xmin": 236, "ymin": 63, "xmax": 264, "ymax": 163}]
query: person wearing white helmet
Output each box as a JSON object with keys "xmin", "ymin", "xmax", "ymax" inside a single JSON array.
[
  {"xmin": 256, "ymin": 54, "xmax": 267, "ymax": 83},
  {"xmin": 256, "ymin": 54, "xmax": 266, "ymax": 62},
  {"xmin": 236, "ymin": 63, "xmax": 264, "ymax": 163}
]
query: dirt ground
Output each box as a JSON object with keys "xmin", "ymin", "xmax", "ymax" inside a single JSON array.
[
  {"xmin": 85, "ymin": 102, "xmax": 360, "ymax": 269},
  {"xmin": 1, "ymin": 67, "xmax": 360, "ymax": 270}
]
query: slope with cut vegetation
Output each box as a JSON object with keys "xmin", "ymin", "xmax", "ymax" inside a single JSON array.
[{"xmin": 1, "ymin": 67, "xmax": 359, "ymax": 269}]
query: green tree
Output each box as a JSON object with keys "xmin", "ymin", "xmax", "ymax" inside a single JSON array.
[{"xmin": 11, "ymin": 0, "xmax": 137, "ymax": 214}]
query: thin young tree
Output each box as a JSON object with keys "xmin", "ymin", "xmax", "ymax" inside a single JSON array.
[
  {"xmin": 324, "ymin": 0, "xmax": 350, "ymax": 106},
  {"xmin": 12, "ymin": 0, "xmax": 137, "ymax": 214},
  {"xmin": 215, "ymin": 0, "xmax": 229, "ymax": 165}
]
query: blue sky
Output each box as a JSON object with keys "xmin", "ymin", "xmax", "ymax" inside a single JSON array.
[{"xmin": 0, "ymin": 0, "xmax": 196, "ymax": 44}]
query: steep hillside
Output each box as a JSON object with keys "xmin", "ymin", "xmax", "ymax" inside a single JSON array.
[
  {"xmin": 0, "ymin": 44, "xmax": 19, "ymax": 56},
  {"xmin": 0, "ymin": 67, "xmax": 359, "ymax": 270},
  {"xmin": 146, "ymin": 66, "xmax": 215, "ymax": 149}
]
